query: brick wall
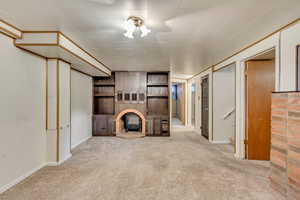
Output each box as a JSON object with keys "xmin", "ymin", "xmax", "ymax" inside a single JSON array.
[{"xmin": 270, "ymin": 92, "xmax": 300, "ymax": 199}]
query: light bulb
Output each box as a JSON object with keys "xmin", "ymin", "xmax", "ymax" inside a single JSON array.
[
  {"xmin": 124, "ymin": 31, "xmax": 134, "ymax": 39},
  {"xmin": 140, "ymin": 25, "xmax": 151, "ymax": 37}
]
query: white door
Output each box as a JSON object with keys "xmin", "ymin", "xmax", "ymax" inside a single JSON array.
[{"xmin": 59, "ymin": 61, "xmax": 71, "ymax": 161}]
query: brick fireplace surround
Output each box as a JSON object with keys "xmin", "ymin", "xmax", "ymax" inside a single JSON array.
[
  {"xmin": 270, "ymin": 92, "xmax": 300, "ymax": 199},
  {"xmin": 115, "ymin": 109, "xmax": 146, "ymax": 134}
]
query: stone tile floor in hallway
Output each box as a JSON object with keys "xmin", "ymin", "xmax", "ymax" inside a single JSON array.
[{"xmin": 0, "ymin": 128, "xmax": 284, "ymax": 200}]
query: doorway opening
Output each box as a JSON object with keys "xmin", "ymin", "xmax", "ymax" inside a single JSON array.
[
  {"xmin": 245, "ymin": 49, "xmax": 275, "ymax": 160},
  {"xmin": 213, "ymin": 64, "xmax": 236, "ymax": 150},
  {"xmin": 191, "ymin": 83, "xmax": 196, "ymax": 127},
  {"xmin": 172, "ymin": 82, "xmax": 186, "ymax": 126}
]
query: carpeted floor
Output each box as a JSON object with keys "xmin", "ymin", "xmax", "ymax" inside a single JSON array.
[{"xmin": 0, "ymin": 128, "xmax": 284, "ymax": 200}]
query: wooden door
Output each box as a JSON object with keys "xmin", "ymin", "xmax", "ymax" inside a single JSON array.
[
  {"xmin": 201, "ymin": 76, "xmax": 209, "ymax": 139},
  {"xmin": 246, "ymin": 60, "xmax": 275, "ymax": 160}
]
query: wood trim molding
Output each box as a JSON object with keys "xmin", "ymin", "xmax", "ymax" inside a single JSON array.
[
  {"xmin": 46, "ymin": 59, "xmax": 48, "ymax": 130},
  {"xmin": 59, "ymin": 32, "xmax": 111, "ymax": 72},
  {"xmin": 213, "ymin": 62, "xmax": 236, "ymax": 72},
  {"xmin": 71, "ymin": 68, "xmax": 93, "ymax": 77},
  {"xmin": 56, "ymin": 59, "xmax": 60, "ymax": 163},
  {"xmin": 15, "ymin": 31, "xmax": 111, "ymax": 76},
  {"xmin": 189, "ymin": 18, "xmax": 300, "ymax": 80},
  {"xmin": 0, "ymin": 19, "xmax": 22, "ymax": 39}
]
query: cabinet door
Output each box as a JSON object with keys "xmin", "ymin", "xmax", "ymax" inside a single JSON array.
[
  {"xmin": 154, "ymin": 118, "xmax": 161, "ymax": 136},
  {"xmin": 107, "ymin": 116, "xmax": 115, "ymax": 136},
  {"xmin": 93, "ymin": 115, "xmax": 108, "ymax": 136},
  {"xmin": 146, "ymin": 119, "xmax": 154, "ymax": 136}
]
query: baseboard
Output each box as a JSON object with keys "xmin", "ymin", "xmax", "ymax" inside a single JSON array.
[
  {"xmin": 234, "ymin": 153, "xmax": 244, "ymax": 160},
  {"xmin": 46, "ymin": 153, "xmax": 72, "ymax": 166},
  {"xmin": 71, "ymin": 135, "xmax": 92, "ymax": 150},
  {"xmin": 46, "ymin": 162, "xmax": 59, "ymax": 166},
  {"xmin": 0, "ymin": 152, "xmax": 73, "ymax": 194},
  {"xmin": 210, "ymin": 140, "xmax": 231, "ymax": 144},
  {"xmin": 58, "ymin": 153, "xmax": 72, "ymax": 165},
  {"xmin": 0, "ymin": 164, "xmax": 45, "ymax": 194}
]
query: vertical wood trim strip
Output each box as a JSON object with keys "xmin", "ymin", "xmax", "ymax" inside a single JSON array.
[
  {"xmin": 56, "ymin": 59, "xmax": 60, "ymax": 162},
  {"xmin": 46, "ymin": 59, "xmax": 48, "ymax": 130}
]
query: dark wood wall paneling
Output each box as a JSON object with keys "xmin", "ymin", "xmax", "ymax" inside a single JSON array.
[{"xmin": 93, "ymin": 71, "xmax": 170, "ymax": 137}]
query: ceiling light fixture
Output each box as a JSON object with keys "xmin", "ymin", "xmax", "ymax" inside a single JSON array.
[{"xmin": 123, "ymin": 16, "xmax": 151, "ymax": 39}]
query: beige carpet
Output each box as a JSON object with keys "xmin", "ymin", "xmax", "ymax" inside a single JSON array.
[{"xmin": 0, "ymin": 128, "xmax": 284, "ymax": 200}]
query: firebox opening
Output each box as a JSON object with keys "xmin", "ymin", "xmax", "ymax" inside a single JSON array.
[{"xmin": 120, "ymin": 112, "xmax": 142, "ymax": 133}]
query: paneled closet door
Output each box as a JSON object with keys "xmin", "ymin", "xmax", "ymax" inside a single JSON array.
[{"xmin": 59, "ymin": 61, "xmax": 71, "ymax": 161}]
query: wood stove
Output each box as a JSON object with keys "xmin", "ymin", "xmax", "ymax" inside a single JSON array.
[{"xmin": 124, "ymin": 113, "xmax": 141, "ymax": 132}]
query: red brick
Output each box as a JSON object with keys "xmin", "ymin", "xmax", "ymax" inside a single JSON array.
[
  {"xmin": 288, "ymin": 105, "xmax": 300, "ymax": 112},
  {"xmin": 288, "ymin": 126, "xmax": 300, "ymax": 139},
  {"xmin": 287, "ymin": 163, "xmax": 300, "ymax": 183},
  {"xmin": 288, "ymin": 118, "xmax": 300, "ymax": 126},
  {"xmin": 289, "ymin": 98, "xmax": 300, "ymax": 105},
  {"xmin": 288, "ymin": 140, "xmax": 300, "ymax": 147},
  {"xmin": 270, "ymin": 176, "xmax": 287, "ymax": 196},
  {"xmin": 271, "ymin": 149, "xmax": 287, "ymax": 168},
  {"xmin": 272, "ymin": 97, "xmax": 288, "ymax": 105},
  {"xmin": 288, "ymin": 151, "xmax": 300, "ymax": 162},
  {"xmin": 272, "ymin": 109, "xmax": 288, "ymax": 117},
  {"xmin": 272, "ymin": 138, "xmax": 288, "ymax": 149}
]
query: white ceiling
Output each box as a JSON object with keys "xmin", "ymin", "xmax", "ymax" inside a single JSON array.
[{"xmin": 1, "ymin": 0, "xmax": 300, "ymax": 75}]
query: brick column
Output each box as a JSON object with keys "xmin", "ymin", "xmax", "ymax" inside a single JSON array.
[
  {"xmin": 270, "ymin": 92, "xmax": 300, "ymax": 200},
  {"xmin": 270, "ymin": 93, "xmax": 288, "ymax": 195},
  {"xmin": 287, "ymin": 93, "xmax": 300, "ymax": 200}
]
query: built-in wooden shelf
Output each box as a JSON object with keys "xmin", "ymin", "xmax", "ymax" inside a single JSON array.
[
  {"xmin": 147, "ymin": 83, "xmax": 168, "ymax": 87},
  {"xmin": 94, "ymin": 84, "xmax": 115, "ymax": 87},
  {"xmin": 94, "ymin": 94, "xmax": 115, "ymax": 97},
  {"xmin": 147, "ymin": 95, "xmax": 168, "ymax": 98}
]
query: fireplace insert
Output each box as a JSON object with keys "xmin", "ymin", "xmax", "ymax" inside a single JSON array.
[{"xmin": 124, "ymin": 113, "xmax": 141, "ymax": 132}]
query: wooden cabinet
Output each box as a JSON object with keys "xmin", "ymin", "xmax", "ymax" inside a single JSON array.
[
  {"xmin": 93, "ymin": 71, "xmax": 170, "ymax": 137},
  {"xmin": 147, "ymin": 116, "xmax": 169, "ymax": 136},
  {"xmin": 93, "ymin": 115, "xmax": 114, "ymax": 136}
]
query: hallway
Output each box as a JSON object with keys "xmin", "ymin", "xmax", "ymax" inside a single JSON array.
[{"xmin": 0, "ymin": 129, "xmax": 283, "ymax": 200}]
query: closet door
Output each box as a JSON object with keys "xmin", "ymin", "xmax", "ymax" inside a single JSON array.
[{"xmin": 59, "ymin": 61, "xmax": 71, "ymax": 160}]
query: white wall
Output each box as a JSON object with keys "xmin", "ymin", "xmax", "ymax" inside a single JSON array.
[
  {"xmin": 188, "ymin": 68, "xmax": 213, "ymax": 141},
  {"xmin": 71, "ymin": 70, "xmax": 93, "ymax": 149},
  {"xmin": 189, "ymin": 20, "xmax": 300, "ymax": 159},
  {"xmin": 212, "ymin": 64, "xmax": 235, "ymax": 143},
  {"xmin": 280, "ymin": 22, "xmax": 300, "ymax": 91},
  {"xmin": 0, "ymin": 34, "xmax": 46, "ymax": 192}
]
